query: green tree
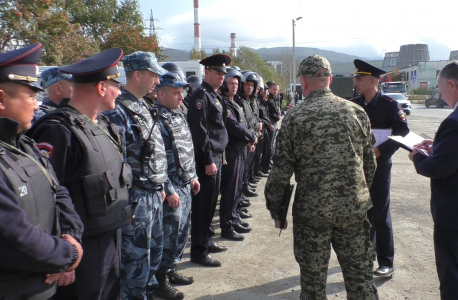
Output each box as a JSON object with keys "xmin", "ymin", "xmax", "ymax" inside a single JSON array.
[
  {"xmin": 232, "ymin": 46, "xmax": 285, "ymax": 90},
  {"xmin": 66, "ymin": 0, "xmax": 118, "ymax": 45},
  {"xmin": 102, "ymin": 24, "xmax": 163, "ymax": 59},
  {"xmin": 200, "ymin": 49, "xmax": 207, "ymax": 59},
  {"xmin": 115, "ymin": 0, "xmax": 144, "ymax": 28},
  {"xmin": 212, "ymin": 47, "xmax": 220, "ymax": 55},
  {"xmin": 388, "ymin": 69, "xmax": 404, "ymax": 81}
]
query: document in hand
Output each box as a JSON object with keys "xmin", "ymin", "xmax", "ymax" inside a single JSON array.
[
  {"xmin": 388, "ymin": 132, "xmax": 429, "ymax": 156},
  {"xmin": 372, "ymin": 129, "xmax": 392, "ymax": 147}
]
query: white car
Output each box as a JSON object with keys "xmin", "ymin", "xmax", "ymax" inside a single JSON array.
[{"xmin": 383, "ymin": 93, "xmax": 411, "ymax": 115}]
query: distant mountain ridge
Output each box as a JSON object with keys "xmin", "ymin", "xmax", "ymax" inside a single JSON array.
[{"xmin": 161, "ymin": 47, "xmax": 383, "ymax": 76}]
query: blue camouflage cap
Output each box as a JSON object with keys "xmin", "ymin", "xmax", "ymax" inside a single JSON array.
[
  {"xmin": 40, "ymin": 67, "xmax": 73, "ymax": 89},
  {"xmin": 122, "ymin": 51, "xmax": 167, "ymax": 75},
  {"xmin": 156, "ymin": 72, "xmax": 190, "ymax": 89}
]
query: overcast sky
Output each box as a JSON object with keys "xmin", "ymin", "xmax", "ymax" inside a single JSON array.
[{"xmin": 139, "ymin": 0, "xmax": 458, "ymax": 61}]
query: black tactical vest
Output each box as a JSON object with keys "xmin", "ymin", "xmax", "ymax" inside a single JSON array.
[
  {"xmin": 117, "ymin": 96, "xmax": 168, "ymax": 187},
  {"xmin": 158, "ymin": 108, "xmax": 196, "ymax": 182},
  {"xmin": 0, "ymin": 135, "xmax": 58, "ymax": 299},
  {"xmin": 30, "ymin": 108, "xmax": 133, "ymax": 237},
  {"xmin": 236, "ymin": 95, "xmax": 256, "ymax": 132}
]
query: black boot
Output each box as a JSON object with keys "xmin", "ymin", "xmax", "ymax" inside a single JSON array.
[
  {"xmin": 153, "ymin": 272, "xmax": 185, "ymax": 300},
  {"xmin": 169, "ymin": 266, "xmax": 194, "ymax": 285},
  {"xmin": 242, "ymin": 183, "xmax": 259, "ymax": 197}
]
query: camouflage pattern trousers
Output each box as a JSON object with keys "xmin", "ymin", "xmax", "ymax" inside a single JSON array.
[
  {"xmin": 293, "ymin": 217, "xmax": 379, "ymax": 300},
  {"xmin": 120, "ymin": 189, "xmax": 163, "ymax": 300},
  {"xmin": 157, "ymin": 183, "xmax": 192, "ymax": 274}
]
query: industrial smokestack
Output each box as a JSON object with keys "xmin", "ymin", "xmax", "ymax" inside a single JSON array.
[
  {"xmin": 230, "ymin": 33, "xmax": 237, "ymax": 57},
  {"xmin": 194, "ymin": 0, "xmax": 201, "ymax": 52}
]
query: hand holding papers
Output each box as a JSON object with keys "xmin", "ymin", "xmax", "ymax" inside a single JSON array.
[
  {"xmin": 372, "ymin": 129, "xmax": 392, "ymax": 148},
  {"xmin": 389, "ymin": 132, "xmax": 430, "ymax": 156}
]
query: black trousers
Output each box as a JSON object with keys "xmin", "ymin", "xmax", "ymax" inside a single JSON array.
[
  {"xmin": 54, "ymin": 229, "xmax": 121, "ymax": 300},
  {"xmin": 367, "ymin": 157, "xmax": 394, "ymax": 268},
  {"xmin": 190, "ymin": 156, "xmax": 222, "ymax": 259},
  {"xmin": 254, "ymin": 136, "xmax": 263, "ymax": 176},
  {"xmin": 243, "ymin": 146, "xmax": 255, "ymax": 183},
  {"xmin": 434, "ymin": 224, "xmax": 458, "ymax": 300},
  {"xmin": 220, "ymin": 147, "xmax": 245, "ymax": 231},
  {"xmin": 260, "ymin": 130, "xmax": 271, "ymax": 173}
]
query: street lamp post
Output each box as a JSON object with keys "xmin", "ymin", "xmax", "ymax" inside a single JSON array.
[{"xmin": 292, "ymin": 17, "xmax": 302, "ymax": 101}]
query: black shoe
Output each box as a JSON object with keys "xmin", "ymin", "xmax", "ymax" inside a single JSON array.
[
  {"xmin": 255, "ymin": 176, "xmax": 262, "ymax": 180},
  {"xmin": 249, "ymin": 177, "xmax": 260, "ymax": 183},
  {"xmin": 242, "ymin": 185, "xmax": 259, "ymax": 197},
  {"xmin": 238, "ymin": 199, "xmax": 251, "ymax": 208},
  {"xmin": 233, "ymin": 223, "xmax": 252, "ymax": 233},
  {"xmin": 238, "ymin": 218, "xmax": 249, "ymax": 227},
  {"xmin": 208, "ymin": 242, "xmax": 228, "ymax": 253},
  {"xmin": 241, "ymin": 207, "xmax": 248, "ymax": 213},
  {"xmin": 169, "ymin": 268, "xmax": 194, "ymax": 285},
  {"xmin": 248, "ymin": 182, "xmax": 257, "ymax": 189},
  {"xmin": 190, "ymin": 255, "xmax": 222, "ymax": 267},
  {"xmin": 257, "ymin": 171, "xmax": 269, "ymax": 177},
  {"xmin": 153, "ymin": 273, "xmax": 185, "ymax": 300},
  {"xmin": 374, "ymin": 266, "xmax": 394, "ymax": 278},
  {"xmin": 221, "ymin": 229, "xmax": 245, "ymax": 241},
  {"xmin": 240, "ymin": 211, "xmax": 253, "ymax": 219}
]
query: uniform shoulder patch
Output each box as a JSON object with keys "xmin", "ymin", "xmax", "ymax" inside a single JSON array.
[
  {"xmin": 195, "ymin": 99, "xmax": 204, "ymax": 110},
  {"xmin": 398, "ymin": 109, "xmax": 406, "ymax": 121},
  {"xmin": 382, "ymin": 95, "xmax": 394, "ymax": 102},
  {"xmin": 37, "ymin": 142, "xmax": 54, "ymax": 159}
]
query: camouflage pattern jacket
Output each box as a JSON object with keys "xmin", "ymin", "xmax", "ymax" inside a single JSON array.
[
  {"xmin": 265, "ymin": 88, "xmax": 376, "ymax": 223},
  {"xmin": 155, "ymin": 102, "xmax": 197, "ymax": 196},
  {"xmin": 104, "ymin": 90, "xmax": 168, "ymax": 191}
]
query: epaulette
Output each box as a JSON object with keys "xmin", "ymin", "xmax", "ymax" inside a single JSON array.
[{"xmin": 381, "ymin": 95, "xmax": 394, "ymax": 102}]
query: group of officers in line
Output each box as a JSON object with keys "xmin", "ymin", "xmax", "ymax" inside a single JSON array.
[
  {"xmin": 0, "ymin": 42, "xmax": 283, "ymax": 300},
  {"xmin": 6, "ymin": 40, "xmax": 457, "ymax": 300}
]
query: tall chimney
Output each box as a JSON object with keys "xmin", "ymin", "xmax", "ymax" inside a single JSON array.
[
  {"xmin": 230, "ymin": 33, "xmax": 237, "ymax": 57},
  {"xmin": 193, "ymin": 0, "xmax": 201, "ymax": 52}
]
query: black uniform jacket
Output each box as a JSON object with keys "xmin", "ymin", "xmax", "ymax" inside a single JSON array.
[
  {"xmin": 351, "ymin": 91, "xmax": 409, "ymax": 159},
  {"xmin": 187, "ymin": 81, "xmax": 229, "ymax": 167}
]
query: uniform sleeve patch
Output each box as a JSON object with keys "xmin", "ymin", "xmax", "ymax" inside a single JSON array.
[
  {"xmin": 398, "ymin": 109, "xmax": 406, "ymax": 121},
  {"xmin": 37, "ymin": 142, "xmax": 54, "ymax": 159},
  {"xmin": 195, "ymin": 99, "xmax": 204, "ymax": 110}
]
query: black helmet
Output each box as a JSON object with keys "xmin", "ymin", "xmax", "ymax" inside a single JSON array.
[
  {"xmin": 161, "ymin": 62, "xmax": 186, "ymax": 81},
  {"xmin": 221, "ymin": 68, "xmax": 245, "ymax": 94},
  {"xmin": 186, "ymin": 75, "xmax": 202, "ymax": 90},
  {"xmin": 241, "ymin": 70, "xmax": 250, "ymax": 75},
  {"xmin": 254, "ymin": 73, "xmax": 264, "ymax": 90},
  {"xmin": 240, "ymin": 71, "xmax": 258, "ymax": 97}
]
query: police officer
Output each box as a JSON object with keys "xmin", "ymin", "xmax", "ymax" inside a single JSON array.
[
  {"xmin": 33, "ymin": 67, "xmax": 73, "ymax": 124},
  {"xmin": 236, "ymin": 71, "xmax": 260, "ymax": 198},
  {"xmin": 184, "ymin": 75, "xmax": 202, "ymax": 109},
  {"xmin": 103, "ymin": 51, "xmax": 168, "ymax": 300},
  {"xmin": 149, "ymin": 73, "xmax": 200, "ymax": 300},
  {"xmin": 256, "ymin": 79, "xmax": 272, "ymax": 176},
  {"xmin": 161, "ymin": 63, "xmax": 188, "ymax": 115},
  {"xmin": 219, "ymin": 68, "xmax": 256, "ymax": 241},
  {"xmin": 187, "ymin": 54, "xmax": 230, "ymax": 267},
  {"xmin": 29, "ymin": 48, "xmax": 133, "ymax": 300},
  {"xmin": 267, "ymin": 82, "xmax": 281, "ymax": 155},
  {"xmin": 351, "ymin": 59, "xmax": 409, "ymax": 278},
  {"xmin": 0, "ymin": 43, "xmax": 83, "ymax": 299}
]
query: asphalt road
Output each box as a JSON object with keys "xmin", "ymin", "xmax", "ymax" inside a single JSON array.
[{"xmin": 410, "ymin": 103, "xmax": 452, "ymax": 120}]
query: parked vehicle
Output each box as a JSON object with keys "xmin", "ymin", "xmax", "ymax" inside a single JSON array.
[
  {"xmin": 384, "ymin": 93, "xmax": 411, "ymax": 115},
  {"xmin": 425, "ymin": 89, "xmax": 447, "ymax": 108}
]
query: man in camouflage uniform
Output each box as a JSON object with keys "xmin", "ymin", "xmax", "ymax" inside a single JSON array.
[
  {"xmin": 32, "ymin": 67, "xmax": 73, "ymax": 124},
  {"xmin": 149, "ymin": 73, "xmax": 201, "ymax": 300},
  {"xmin": 265, "ymin": 55, "xmax": 379, "ymax": 300},
  {"xmin": 104, "ymin": 51, "xmax": 168, "ymax": 300}
]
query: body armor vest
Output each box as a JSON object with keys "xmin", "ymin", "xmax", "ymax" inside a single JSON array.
[
  {"xmin": 30, "ymin": 108, "xmax": 133, "ymax": 237},
  {"xmin": 117, "ymin": 96, "xmax": 168, "ymax": 187},
  {"xmin": 0, "ymin": 135, "xmax": 58, "ymax": 298},
  {"xmin": 236, "ymin": 96, "xmax": 256, "ymax": 132},
  {"xmin": 158, "ymin": 108, "xmax": 196, "ymax": 182}
]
